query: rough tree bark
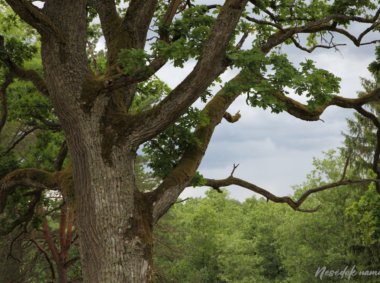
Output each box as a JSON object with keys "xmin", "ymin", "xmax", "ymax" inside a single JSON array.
[
  {"xmin": 1, "ymin": 0, "xmax": 379, "ymax": 282},
  {"xmin": 37, "ymin": 1, "xmax": 154, "ymax": 280}
]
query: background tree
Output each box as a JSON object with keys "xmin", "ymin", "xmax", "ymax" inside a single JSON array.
[{"xmin": 0, "ymin": 0, "xmax": 379, "ymax": 282}]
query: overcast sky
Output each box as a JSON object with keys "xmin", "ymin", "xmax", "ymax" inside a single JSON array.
[{"xmin": 156, "ymin": 26, "xmax": 378, "ymax": 201}]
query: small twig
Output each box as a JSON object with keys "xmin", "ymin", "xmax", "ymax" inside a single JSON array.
[
  {"xmin": 64, "ymin": 256, "xmax": 80, "ymax": 268},
  {"xmin": 175, "ymin": 197, "xmax": 189, "ymax": 204},
  {"xmin": 340, "ymin": 152, "xmax": 351, "ymax": 181},
  {"xmin": 245, "ymin": 15, "xmax": 283, "ymax": 30},
  {"xmin": 7, "ymin": 226, "xmax": 26, "ymax": 263},
  {"xmin": 235, "ymin": 32, "xmax": 249, "ymax": 50},
  {"xmin": 2, "ymin": 126, "xmax": 39, "ymax": 155},
  {"xmin": 230, "ymin": 163, "xmax": 239, "ymax": 177},
  {"xmin": 290, "ymin": 36, "xmax": 346, "ymax": 53}
]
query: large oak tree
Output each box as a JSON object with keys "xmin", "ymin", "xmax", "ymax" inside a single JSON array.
[{"xmin": 0, "ymin": 0, "xmax": 380, "ymax": 282}]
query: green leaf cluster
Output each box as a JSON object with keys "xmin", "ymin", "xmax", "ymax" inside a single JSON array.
[
  {"xmin": 143, "ymin": 107, "xmax": 208, "ymax": 179},
  {"xmin": 117, "ymin": 48, "xmax": 150, "ymax": 76},
  {"xmin": 228, "ymin": 50, "xmax": 341, "ymax": 112},
  {"xmin": 153, "ymin": 5, "xmax": 215, "ymax": 67},
  {"xmin": 132, "ymin": 77, "xmax": 171, "ymax": 111}
]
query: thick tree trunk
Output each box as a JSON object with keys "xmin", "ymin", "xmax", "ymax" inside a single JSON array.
[
  {"xmin": 46, "ymin": 91, "xmax": 154, "ymax": 282},
  {"xmin": 39, "ymin": 2, "xmax": 154, "ymax": 281},
  {"xmin": 44, "ymin": 84, "xmax": 154, "ymax": 282},
  {"xmin": 71, "ymin": 139, "xmax": 154, "ymax": 282}
]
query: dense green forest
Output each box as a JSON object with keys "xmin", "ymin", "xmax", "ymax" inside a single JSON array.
[{"xmin": 1, "ymin": 0, "xmax": 380, "ymax": 282}]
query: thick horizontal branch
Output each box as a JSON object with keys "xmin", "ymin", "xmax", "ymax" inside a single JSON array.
[
  {"xmin": 204, "ymin": 176, "xmax": 378, "ymax": 212},
  {"xmin": 149, "ymin": 71, "xmax": 380, "ymax": 220},
  {"xmin": 0, "ymin": 168, "xmax": 58, "ymax": 213},
  {"xmin": 10, "ymin": 62, "xmax": 49, "ymax": 97}
]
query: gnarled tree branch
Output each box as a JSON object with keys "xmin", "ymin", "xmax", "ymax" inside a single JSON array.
[
  {"xmin": 203, "ymin": 175, "xmax": 378, "ymax": 212},
  {"xmin": 0, "ymin": 168, "xmax": 58, "ymax": 213}
]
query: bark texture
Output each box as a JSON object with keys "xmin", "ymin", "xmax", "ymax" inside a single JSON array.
[{"xmin": 38, "ymin": 1, "xmax": 156, "ymax": 281}]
